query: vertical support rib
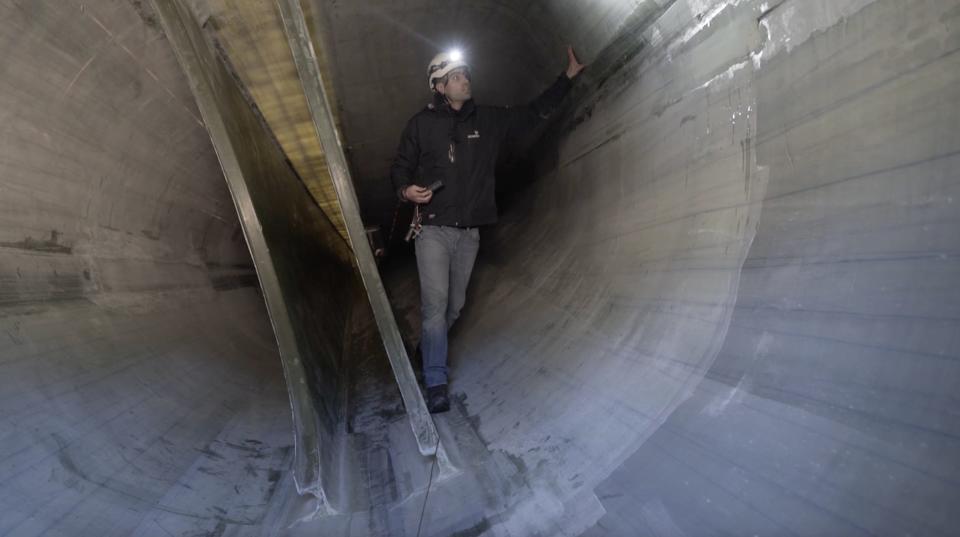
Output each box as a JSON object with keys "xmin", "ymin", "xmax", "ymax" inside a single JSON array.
[
  {"xmin": 149, "ymin": 0, "xmax": 333, "ymax": 504},
  {"xmin": 276, "ymin": 0, "xmax": 441, "ymax": 457}
]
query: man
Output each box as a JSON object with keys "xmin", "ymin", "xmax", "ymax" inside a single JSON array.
[{"xmin": 391, "ymin": 46, "xmax": 585, "ymax": 413}]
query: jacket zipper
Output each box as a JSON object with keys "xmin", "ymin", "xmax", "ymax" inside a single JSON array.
[{"xmin": 451, "ymin": 118, "xmax": 463, "ymax": 226}]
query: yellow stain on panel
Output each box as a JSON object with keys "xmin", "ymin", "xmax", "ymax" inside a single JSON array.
[{"xmin": 199, "ymin": 0, "xmax": 354, "ymax": 262}]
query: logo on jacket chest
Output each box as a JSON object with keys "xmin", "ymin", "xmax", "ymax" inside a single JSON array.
[{"xmin": 448, "ymin": 130, "xmax": 480, "ymax": 163}]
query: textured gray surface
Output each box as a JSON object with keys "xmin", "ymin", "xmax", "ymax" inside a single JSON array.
[
  {"xmin": 0, "ymin": 289, "xmax": 296, "ymax": 537},
  {"xmin": 0, "ymin": 2, "xmax": 293, "ymax": 535},
  {"xmin": 448, "ymin": 0, "xmax": 960, "ymax": 535},
  {"xmin": 2, "ymin": 0, "xmax": 959, "ymax": 536}
]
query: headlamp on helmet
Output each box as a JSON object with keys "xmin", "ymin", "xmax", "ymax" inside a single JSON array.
[{"xmin": 427, "ymin": 50, "xmax": 469, "ymax": 92}]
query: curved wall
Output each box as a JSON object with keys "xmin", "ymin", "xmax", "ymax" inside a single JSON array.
[
  {"xmin": 0, "ymin": 2, "xmax": 295, "ymax": 535},
  {"xmin": 444, "ymin": 0, "xmax": 960, "ymax": 534}
]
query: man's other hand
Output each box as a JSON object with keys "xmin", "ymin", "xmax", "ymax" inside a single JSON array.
[
  {"xmin": 404, "ymin": 185, "xmax": 433, "ymax": 204},
  {"xmin": 565, "ymin": 46, "xmax": 586, "ymax": 79}
]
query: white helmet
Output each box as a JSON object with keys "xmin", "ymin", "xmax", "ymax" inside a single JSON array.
[{"xmin": 427, "ymin": 50, "xmax": 469, "ymax": 92}]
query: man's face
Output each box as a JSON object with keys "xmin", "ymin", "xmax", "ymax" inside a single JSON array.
[{"xmin": 437, "ymin": 68, "xmax": 472, "ymax": 103}]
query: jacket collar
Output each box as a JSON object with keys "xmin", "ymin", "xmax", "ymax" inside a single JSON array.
[{"xmin": 427, "ymin": 94, "xmax": 476, "ymax": 118}]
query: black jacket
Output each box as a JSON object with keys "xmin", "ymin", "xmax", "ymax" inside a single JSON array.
[{"xmin": 391, "ymin": 74, "xmax": 573, "ymax": 227}]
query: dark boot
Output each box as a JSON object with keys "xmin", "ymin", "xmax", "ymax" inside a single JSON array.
[{"xmin": 426, "ymin": 384, "xmax": 450, "ymax": 414}]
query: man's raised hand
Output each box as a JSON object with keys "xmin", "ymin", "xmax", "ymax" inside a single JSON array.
[{"xmin": 565, "ymin": 46, "xmax": 586, "ymax": 79}]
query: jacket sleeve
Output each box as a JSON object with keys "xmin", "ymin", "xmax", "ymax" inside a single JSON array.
[
  {"xmin": 390, "ymin": 117, "xmax": 420, "ymax": 202},
  {"xmin": 503, "ymin": 72, "xmax": 574, "ymax": 142}
]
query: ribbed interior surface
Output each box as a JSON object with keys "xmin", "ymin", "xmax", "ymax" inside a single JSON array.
[{"xmin": 1, "ymin": 1, "xmax": 958, "ymax": 536}]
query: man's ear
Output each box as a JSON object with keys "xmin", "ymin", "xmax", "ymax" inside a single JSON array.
[{"xmin": 435, "ymin": 81, "xmax": 446, "ymax": 96}]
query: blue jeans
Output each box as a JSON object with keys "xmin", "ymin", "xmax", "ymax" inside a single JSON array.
[{"xmin": 415, "ymin": 225, "xmax": 480, "ymax": 388}]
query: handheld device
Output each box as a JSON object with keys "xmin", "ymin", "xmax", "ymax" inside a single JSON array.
[{"xmin": 427, "ymin": 180, "xmax": 444, "ymax": 192}]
